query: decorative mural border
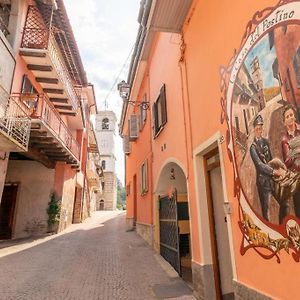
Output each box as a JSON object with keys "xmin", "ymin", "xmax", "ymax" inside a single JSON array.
[{"xmin": 221, "ymin": 0, "xmax": 300, "ymax": 263}]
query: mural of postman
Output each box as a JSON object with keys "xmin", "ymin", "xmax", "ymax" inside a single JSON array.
[{"xmin": 232, "ymin": 24, "xmax": 300, "ymax": 225}]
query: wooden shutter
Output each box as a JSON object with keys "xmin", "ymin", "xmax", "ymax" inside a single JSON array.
[
  {"xmin": 129, "ymin": 114, "xmax": 139, "ymax": 140},
  {"xmin": 123, "ymin": 135, "xmax": 131, "ymax": 155},
  {"xmin": 160, "ymin": 84, "xmax": 167, "ymax": 126},
  {"xmin": 140, "ymin": 159, "xmax": 148, "ymax": 195},
  {"xmin": 144, "ymin": 159, "xmax": 148, "ymax": 193},
  {"xmin": 152, "ymin": 103, "xmax": 157, "ymax": 137}
]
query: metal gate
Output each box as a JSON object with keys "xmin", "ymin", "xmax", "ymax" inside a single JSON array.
[{"xmin": 159, "ymin": 190, "xmax": 181, "ymax": 275}]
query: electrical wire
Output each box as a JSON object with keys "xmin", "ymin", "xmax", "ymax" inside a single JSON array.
[{"xmin": 103, "ymin": 44, "xmax": 135, "ymax": 109}]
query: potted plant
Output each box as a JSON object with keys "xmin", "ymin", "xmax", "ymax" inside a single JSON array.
[{"xmin": 47, "ymin": 192, "xmax": 61, "ymax": 233}]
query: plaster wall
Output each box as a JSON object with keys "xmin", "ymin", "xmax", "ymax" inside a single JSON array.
[
  {"xmin": 58, "ymin": 165, "xmax": 76, "ymax": 231},
  {"xmin": 5, "ymin": 160, "xmax": 55, "ymax": 238}
]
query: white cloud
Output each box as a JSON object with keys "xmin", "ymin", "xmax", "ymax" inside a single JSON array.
[{"xmin": 64, "ymin": 0, "xmax": 140, "ymax": 185}]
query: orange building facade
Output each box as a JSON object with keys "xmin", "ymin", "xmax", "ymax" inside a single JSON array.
[
  {"xmin": 0, "ymin": 1, "xmax": 100, "ymax": 239},
  {"xmin": 120, "ymin": 0, "xmax": 300, "ymax": 299}
]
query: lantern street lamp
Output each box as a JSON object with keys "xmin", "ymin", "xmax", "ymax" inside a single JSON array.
[{"xmin": 117, "ymin": 80, "xmax": 149, "ymax": 110}]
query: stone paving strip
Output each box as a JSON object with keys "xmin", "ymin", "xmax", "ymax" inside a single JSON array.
[{"xmin": 0, "ymin": 211, "xmax": 196, "ymax": 300}]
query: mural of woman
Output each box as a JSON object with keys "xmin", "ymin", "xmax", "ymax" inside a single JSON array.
[{"xmin": 281, "ymin": 104, "xmax": 300, "ymax": 218}]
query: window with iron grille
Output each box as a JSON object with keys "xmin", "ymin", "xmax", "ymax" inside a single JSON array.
[
  {"xmin": 140, "ymin": 159, "xmax": 148, "ymax": 195},
  {"xmin": 102, "ymin": 118, "xmax": 109, "ymax": 130},
  {"xmin": 152, "ymin": 84, "xmax": 167, "ymax": 138},
  {"xmin": 101, "ymin": 160, "xmax": 106, "ymax": 170}
]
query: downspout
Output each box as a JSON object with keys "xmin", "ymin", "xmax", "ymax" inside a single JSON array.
[
  {"xmin": 179, "ymin": 39, "xmax": 190, "ymax": 179},
  {"xmin": 119, "ymin": 0, "xmax": 152, "ymax": 135},
  {"xmin": 147, "ymin": 72, "xmax": 154, "ymax": 244}
]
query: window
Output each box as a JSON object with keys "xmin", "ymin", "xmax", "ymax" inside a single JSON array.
[
  {"xmin": 21, "ymin": 75, "xmax": 37, "ymax": 94},
  {"xmin": 101, "ymin": 181, "xmax": 105, "ymax": 191},
  {"xmin": 152, "ymin": 84, "xmax": 167, "ymax": 137},
  {"xmin": 21, "ymin": 75, "xmax": 38, "ymax": 111},
  {"xmin": 140, "ymin": 159, "xmax": 148, "ymax": 195},
  {"xmin": 126, "ymin": 183, "xmax": 130, "ymax": 196},
  {"xmin": 102, "ymin": 118, "xmax": 109, "ymax": 130},
  {"xmin": 101, "ymin": 160, "xmax": 106, "ymax": 170}
]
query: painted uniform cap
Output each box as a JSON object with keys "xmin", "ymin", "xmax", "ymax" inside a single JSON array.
[{"xmin": 253, "ymin": 115, "xmax": 264, "ymax": 127}]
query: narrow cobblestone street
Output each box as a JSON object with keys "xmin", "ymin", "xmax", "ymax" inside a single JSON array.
[{"xmin": 0, "ymin": 211, "xmax": 194, "ymax": 300}]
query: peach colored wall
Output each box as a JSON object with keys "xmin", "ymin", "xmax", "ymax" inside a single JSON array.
[
  {"xmin": 126, "ymin": 76, "xmax": 153, "ymax": 225},
  {"xmin": 183, "ymin": 0, "xmax": 299, "ymax": 298},
  {"xmin": 124, "ymin": 0, "xmax": 300, "ymax": 298},
  {"xmin": 58, "ymin": 165, "xmax": 76, "ymax": 231}
]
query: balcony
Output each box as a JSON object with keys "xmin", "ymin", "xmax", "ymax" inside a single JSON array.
[
  {"xmin": 0, "ymin": 86, "xmax": 30, "ymax": 152},
  {"xmin": 19, "ymin": 5, "xmax": 79, "ymax": 115},
  {"xmin": 11, "ymin": 93, "xmax": 80, "ymax": 167}
]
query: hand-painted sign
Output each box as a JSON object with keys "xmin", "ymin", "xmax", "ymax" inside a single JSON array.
[{"xmin": 221, "ymin": 0, "xmax": 300, "ymax": 262}]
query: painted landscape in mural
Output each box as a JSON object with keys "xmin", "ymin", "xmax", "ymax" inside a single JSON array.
[{"xmin": 232, "ymin": 24, "xmax": 300, "ymax": 226}]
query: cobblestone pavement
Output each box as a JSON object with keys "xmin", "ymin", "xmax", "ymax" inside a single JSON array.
[{"xmin": 0, "ymin": 211, "xmax": 195, "ymax": 300}]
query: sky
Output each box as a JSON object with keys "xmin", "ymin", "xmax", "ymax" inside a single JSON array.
[
  {"xmin": 64, "ymin": 0, "xmax": 141, "ymax": 185},
  {"xmin": 244, "ymin": 35, "xmax": 278, "ymax": 88}
]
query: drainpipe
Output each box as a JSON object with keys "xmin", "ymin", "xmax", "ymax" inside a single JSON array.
[{"xmin": 119, "ymin": 0, "xmax": 152, "ymax": 135}]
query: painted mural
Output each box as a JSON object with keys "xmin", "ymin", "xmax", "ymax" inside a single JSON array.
[{"xmin": 221, "ymin": 0, "xmax": 300, "ymax": 262}]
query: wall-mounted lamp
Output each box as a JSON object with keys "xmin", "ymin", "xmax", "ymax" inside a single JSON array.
[
  {"xmin": 117, "ymin": 80, "xmax": 149, "ymax": 110},
  {"xmin": 170, "ymin": 168, "xmax": 175, "ymax": 180}
]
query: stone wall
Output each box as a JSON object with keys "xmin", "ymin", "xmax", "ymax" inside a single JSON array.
[
  {"xmin": 233, "ymin": 281, "xmax": 272, "ymax": 300},
  {"xmin": 59, "ymin": 165, "xmax": 76, "ymax": 231},
  {"xmin": 136, "ymin": 222, "xmax": 153, "ymax": 247},
  {"xmin": 99, "ymin": 172, "xmax": 117, "ymax": 210},
  {"xmin": 192, "ymin": 262, "xmax": 215, "ymax": 300}
]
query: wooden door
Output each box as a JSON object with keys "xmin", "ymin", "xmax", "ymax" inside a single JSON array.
[
  {"xmin": 0, "ymin": 184, "xmax": 18, "ymax": 239},
  {"xmin": 205, "ymin": 150, "xmax": 234, "ymax": 300}
]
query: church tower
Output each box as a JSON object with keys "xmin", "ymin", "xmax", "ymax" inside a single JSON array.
[{"xmin": 95, "ymin": 111, "xmax": 117, "ymax": 210}]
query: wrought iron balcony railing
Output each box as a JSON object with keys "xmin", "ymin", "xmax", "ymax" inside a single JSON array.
[
  {"xmin": 0, "ymin": 87, "xmax": 31, "ymax": 151},
  {"xmin": 11, "ymin": 93, "xmax": 80, "ymax": 160}
]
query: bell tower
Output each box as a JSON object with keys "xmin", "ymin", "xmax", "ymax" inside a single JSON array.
[{"xmin": 95, "ymin": 111, "xmax": 117, "ymax": 210}]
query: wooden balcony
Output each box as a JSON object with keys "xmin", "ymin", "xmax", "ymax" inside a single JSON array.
[
  {"xmin": 0, "ymin": 87, "xmax": 31, "ymax": 152},
  {"xmin": 12, "ymin": 93, "xmax": 80, "ymax": 168},
  {"xmin": 19, "ymin": 6, "xmax": 79, "ymax": 115}
]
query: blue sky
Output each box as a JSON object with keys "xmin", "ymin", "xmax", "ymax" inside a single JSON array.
[
  {"xmin": 64, "ymin": 0, "xmax": 141, "ymax": 184},
  {"xmin": 244, "ymin": 34, "xmax": 279, "ymax": 88}
]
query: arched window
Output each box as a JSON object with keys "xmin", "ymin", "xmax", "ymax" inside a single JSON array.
[
  {"xmin": 102, "ymin": 118, "xmax": 109, "ymax": 130},
  {"xmin": 101, "ymin": 160, "xmax": 106, "ymax": 170}
]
